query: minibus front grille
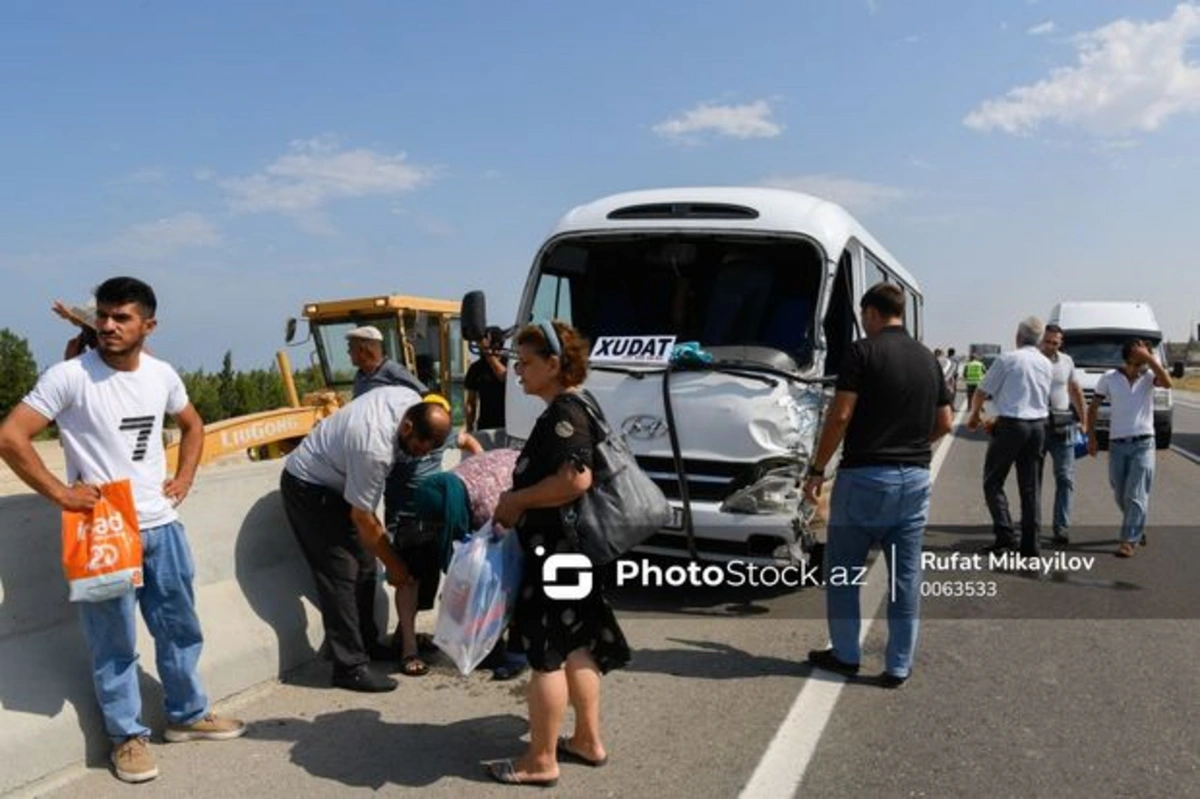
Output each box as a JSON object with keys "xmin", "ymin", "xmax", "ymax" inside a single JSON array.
[{"xmin": 635, "ymin": 456, "xmax": 755, "ymax": 502}]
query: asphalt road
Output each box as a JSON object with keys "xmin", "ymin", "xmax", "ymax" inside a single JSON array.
[{"xmin": 26, "ymin": 398, "xmax": 1200, "ymax": 798}]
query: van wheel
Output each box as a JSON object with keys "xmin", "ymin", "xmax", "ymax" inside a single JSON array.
[{"xmin": 1156, "ymin": 429, "xmax": 1172, "ymax": 450}]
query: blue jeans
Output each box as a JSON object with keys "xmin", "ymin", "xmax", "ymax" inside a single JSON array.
[
  {"xmin": 77, "ymin": 521, "xmax": 208, "ymax": 740},
  {"xmin": 1042, "ymin": 423, "xmax": 1076, "ymax": 536},
  {"xmin": 1108, "ymin": 438, "xmax": 1155, "ymax": 544},
  {"xmin": 825, "ymin": 465, "xmax": 931, "ymax": 679}
]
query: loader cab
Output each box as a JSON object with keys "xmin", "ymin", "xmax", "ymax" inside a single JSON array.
[{"xmin": 293, "ymin": 295, "xmax": 467, "ymax": 423}]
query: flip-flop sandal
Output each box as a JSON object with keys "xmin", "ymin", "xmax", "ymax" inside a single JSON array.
[
  {"xmin": 400, "ymin": 654, "xmax": 429, "ymax": 677},
  {"xmin": 556, "ymin": 736, "xmax": 608, "ymax": 767},
  {"xmin": 484, "ymin": 759, "xmax": 559, "ymax": 787}
]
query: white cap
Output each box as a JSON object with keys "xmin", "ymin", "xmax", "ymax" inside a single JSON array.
[{"xmin": 345, "ymin": 325, "xmax": 384, "ymax": 342}]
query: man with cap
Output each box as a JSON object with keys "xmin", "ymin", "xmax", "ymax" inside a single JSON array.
[
  {"xmin": 347, "ymin": 325, "xmax": 426, "ymax": 399},
  {"xmin": 280, "ymin": 386, "xmax": 452, "ymax": 692}
]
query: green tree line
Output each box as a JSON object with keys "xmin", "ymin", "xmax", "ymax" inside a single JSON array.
[
  {"xmin": 0, "ymin": 330, "xmax": 324, "ymax": 425},
  {"xmin": 178, "ymin": 351, "xmax": 326, "ymax": 424}
]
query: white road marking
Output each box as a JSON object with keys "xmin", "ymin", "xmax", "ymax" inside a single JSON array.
[
  {"xmin": 737, "ymin": 408, "xmax": 965, "ymax": 799},
  {"xmin": 1172, "ymin": 399, "xmax": 1200, "ymax": 411},
  {"xmin": 1170, "ymin": 444, "xmax": 1200, "ymax": 465}
]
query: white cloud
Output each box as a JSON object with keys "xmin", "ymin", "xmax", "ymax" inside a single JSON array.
[
  {"xmin": 966, "ymin": 3, "xmax": 1200, "ymax": 136},
  {"xmin": 218, "ymin": 135, "xmax": 436, "ymax": 218},
  {"xmin": 100, "ymin": 212, "xmax": 221, "ymax": 260},
  {"xmin": 1027, "ymin": 20, "xmax": 1056, "ymax": 36},
  {"xmin": 758, "ymin": 174, "xmax": 908, "ymax": 214},
  {"xmin": 908, "ymin": 155, "xmax": 934, "ymax": 169},
  {"xmin": 866, "ymin": 0, "xmax": 880, "ymax": 15},
  {"xmin": 652, "ymin": 100, "xmax": 783, "ymax": 142},
  {"xmin": 120, "ymin": 167, "xmax": 167, "ymax": 185}
]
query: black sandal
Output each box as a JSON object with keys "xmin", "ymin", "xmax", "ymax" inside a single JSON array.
[
  {"xmin": 556, "ymin": 736, "xmax": 608, "ymax": 767},
  {"xmin": 400, "ymin": 654, "xmax": 429, "ymax": 677}
]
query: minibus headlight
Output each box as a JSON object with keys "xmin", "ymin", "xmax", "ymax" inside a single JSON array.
[{"xmin": 720, "ymin": 470, "xmax": 801, "ymax": 515}]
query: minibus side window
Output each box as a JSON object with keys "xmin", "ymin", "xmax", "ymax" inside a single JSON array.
[
  {"xmin": 865, "ymin": 251, "xmax": 890, "ymax": 288},
  {"xmin": 530, "ymin": 273, "xmax": 574, "ymax": 324}
]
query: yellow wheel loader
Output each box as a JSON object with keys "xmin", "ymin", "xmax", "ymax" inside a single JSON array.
[{"xmin": 161, "ymin": 294, "xmax": 467, "ymax": 471}]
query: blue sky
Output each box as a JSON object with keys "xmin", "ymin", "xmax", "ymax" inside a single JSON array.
[{"xmin": 4, "ymin": 0, "xmax": 1200, "ymax": 372}]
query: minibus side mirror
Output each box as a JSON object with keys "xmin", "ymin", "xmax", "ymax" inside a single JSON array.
[
  {"xmin": 1171, "ymin": 361, "xmax": 1185, "ymax": 379},
  {"xmin": 462, "ymin": 291, "xmax": 488, "ymax": 342},
  {"xmin": 285, "ymin": 318, "xmax": 297, "ymax": 344}
]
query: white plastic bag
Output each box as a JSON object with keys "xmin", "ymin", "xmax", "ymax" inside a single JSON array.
[{"xmin": 433, "ymin": 522, "xmax": 523, "ymax": 675}]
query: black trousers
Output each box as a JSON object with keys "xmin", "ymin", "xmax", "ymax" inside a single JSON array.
[
  {"xmin": 983, "ymin": 417, "xmax": 1046, "ymax": 555},
  {"xmin": 280, "ymin": 470, "xmax": 380, "ymax": 674}
]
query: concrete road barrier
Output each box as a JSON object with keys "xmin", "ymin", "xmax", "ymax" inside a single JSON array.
[{"xmin": 0, "ymin": 459, "xmax": 347, "ymax": 794}]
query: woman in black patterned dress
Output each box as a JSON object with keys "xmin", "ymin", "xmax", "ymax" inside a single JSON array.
[{"xmin": 488, "ymin": 320, "xmax": 630, "ymax": 787}]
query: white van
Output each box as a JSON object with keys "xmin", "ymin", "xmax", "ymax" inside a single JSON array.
[
  {"xmin": 1048, "ymin": 301, "xmax": 1179, "ymax": 449},
  {"xmin": 464, "ymin": 187, "xmax": 923, "ymax": 566}
]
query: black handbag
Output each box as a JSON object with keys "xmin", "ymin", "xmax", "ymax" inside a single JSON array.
[{"xmin": 559, "ymin": 391, "xmax": 673, "ymax": 565}]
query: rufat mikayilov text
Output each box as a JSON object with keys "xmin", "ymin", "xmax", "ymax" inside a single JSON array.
[{"xmin": 922, "ymin": 551, "xmax": 1097, "ymax": 576}]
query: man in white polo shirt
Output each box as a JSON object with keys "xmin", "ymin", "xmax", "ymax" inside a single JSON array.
[
  {"xmin": 967, "ymin": 317, "xmax": 1053, "ymax": 557},
  {"xmin": 279, "ymin": 387, "xmax": 451, "ymax": 692},
  {"xmin": 1087, "ymin": 339, "xmax": 1172, "ymax": 558}
]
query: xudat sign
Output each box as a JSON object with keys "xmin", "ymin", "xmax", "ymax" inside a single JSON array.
[{"xmin": 590, "ymin": 335, "xmax": 676, "ymax": 365}]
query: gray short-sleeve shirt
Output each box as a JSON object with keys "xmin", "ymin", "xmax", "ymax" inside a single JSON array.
[{"xmin": 352, "ymin": 359, "xmax": 427, "ymax": 399}]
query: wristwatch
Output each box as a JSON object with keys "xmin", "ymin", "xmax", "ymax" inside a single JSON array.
[{"xmin": 806, "ymin": 464, "xmax": 826, "ymax": 479}]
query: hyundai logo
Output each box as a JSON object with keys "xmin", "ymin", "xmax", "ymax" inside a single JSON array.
[{"xmin": 621, "ymin": 415, "xmax": 668, "ymax": 440}]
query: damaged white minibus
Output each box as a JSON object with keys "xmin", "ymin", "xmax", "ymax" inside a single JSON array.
[{"xmin": 463, "ymin": 187, "xmax": 923, "ymax": 567}]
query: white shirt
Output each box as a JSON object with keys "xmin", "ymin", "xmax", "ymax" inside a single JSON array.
[
  {"xmin": 1094, "ymin": 369, "xmax": 1156, "ymax": 439},
  {"xmin": 1046, "ymin": 351, "xmax": 1079, "ymax": 412},
  {"xmin": 979, "ymin": 345, "xmax": 1052, "ymax": 420},
  {"xmin": 284, "ymin": 386, "xmax": 422, "ymax": 512},
  {"xmin": 23, "ymin": 350, "xmax": 189, "ymax": 529}
]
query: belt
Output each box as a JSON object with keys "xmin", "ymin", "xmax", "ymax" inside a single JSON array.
[{"xmin": 1110, "ymin": 434, "xmax": 1153, "ymax": 443}]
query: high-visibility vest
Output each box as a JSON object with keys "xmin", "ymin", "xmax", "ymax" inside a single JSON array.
[{"xmin": 964, "ymin": 361, "xmax": 985, "ymax": 384}]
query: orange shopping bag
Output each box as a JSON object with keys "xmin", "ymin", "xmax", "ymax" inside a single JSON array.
[{"xmin": 61, "ymin": 479, "xmax": 144, "ymax": 602}]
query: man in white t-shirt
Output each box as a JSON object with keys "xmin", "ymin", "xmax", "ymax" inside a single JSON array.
[
  {"xmin": 280, "ymin": 387, "xmax": 451, "ymax": 692},
  {"xmin": 0, "ymin": 277, "xmax": 245, "ymax": 784},
  {"xmin": 1086, "ymin": 339, "xmax": 1172, "ymax": 558},
  {"xmin": 1039, "ymin": 325, "xmax": 1088, "ymax": 545}
]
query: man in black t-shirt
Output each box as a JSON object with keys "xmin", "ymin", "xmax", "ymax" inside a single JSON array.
[
  {"xmin": 464, "ymin": 327, "xmax": 507, "ymax": 443},
  {"xmin": 802, "ymin": 283, "xmax": 953, "ymax": 689}
]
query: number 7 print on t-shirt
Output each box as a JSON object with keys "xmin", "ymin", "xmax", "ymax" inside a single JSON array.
[{"xmin": 119, "ymin": 416, "xmax": 155, "ymax": 462}]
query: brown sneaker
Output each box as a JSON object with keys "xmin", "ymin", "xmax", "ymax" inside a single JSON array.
[
  {"xmin": 164, "ymin": 712, "xmax": 247, "ymax": 743},
  {"xmin": 112, "ymin": 736, "xmax": 158, "ymax": 783}
]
